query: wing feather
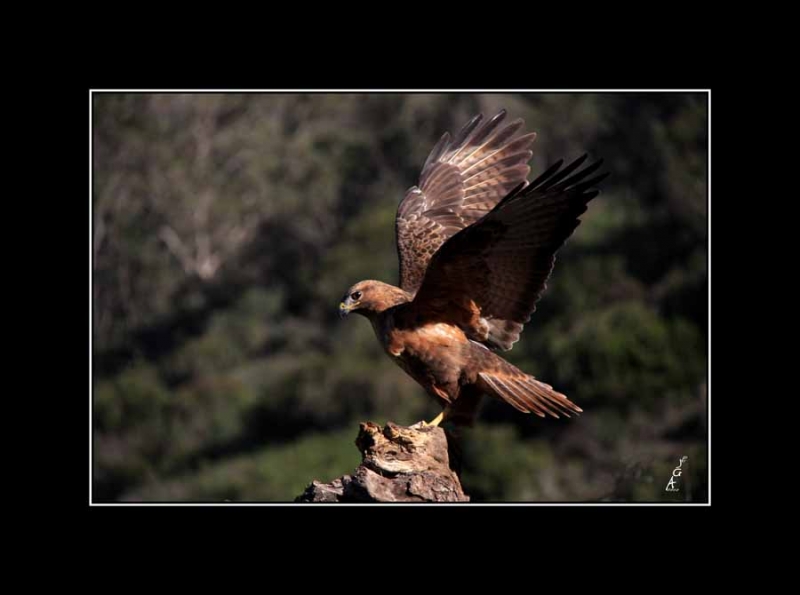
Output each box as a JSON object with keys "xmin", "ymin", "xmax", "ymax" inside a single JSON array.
[
  {"xmin": 409, "ymin": 155, "xmax": 609, "ymax": 350},
  {"xmin": 396, "ymin": 111, "xmax": 536, "ymax": 293}
]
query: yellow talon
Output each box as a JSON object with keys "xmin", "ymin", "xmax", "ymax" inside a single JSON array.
[{"xmin": 426, "ymin": 411, "xmax": 446, "ymax": 427}]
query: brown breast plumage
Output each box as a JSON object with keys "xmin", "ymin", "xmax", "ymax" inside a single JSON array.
[{"xmin": 374, "ymin": 307, "xmax": 474, "ymax": 406}]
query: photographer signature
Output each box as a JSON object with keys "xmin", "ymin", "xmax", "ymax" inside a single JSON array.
[{"xmin": 665, "ymin": 456, "xmax": 689, "ymax": 492}]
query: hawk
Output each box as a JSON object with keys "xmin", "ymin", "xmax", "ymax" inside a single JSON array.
[{"xmin": 339, "ymin": 110, "xmax": 608, "ymax": 426}]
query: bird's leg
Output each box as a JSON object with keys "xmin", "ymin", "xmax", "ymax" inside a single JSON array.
[
  {"xmin": 412, "ymin": 400, "xmax": 451, "ymax": 428},
  {"xmin": 425, "ymin": 407, "xmax": 449, "ymax": 427},
  {"xmin": 426, "ymin": 411, "xmax": 445, "ymax": 427}
]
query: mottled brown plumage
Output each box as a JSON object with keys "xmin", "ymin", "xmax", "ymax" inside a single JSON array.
[
  {"xmin": 396, "ymin": 110, "xmax": 537, "ymax": 295},
  {"xmin": 340, "ymin": 111, "xmax": 608, "ymax": 426}
]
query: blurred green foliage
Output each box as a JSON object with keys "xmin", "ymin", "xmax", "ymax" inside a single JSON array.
[{"xmin": 92, "ymin": 93, "xmax": 707, "ymax": 502}]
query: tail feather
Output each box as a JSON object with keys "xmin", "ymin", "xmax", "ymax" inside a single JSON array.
[
  {"xmin": 482, "ymin": 374, "xmax": 539, "ymax": 415},
  {"xmin": 478, "ymin": 370, "xmax": 582, "ymax": 419}
]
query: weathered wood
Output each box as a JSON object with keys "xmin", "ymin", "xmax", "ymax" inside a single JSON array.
[{"xmin": 296, "ymin": 421, "xmax": 469, "ymax": 503}]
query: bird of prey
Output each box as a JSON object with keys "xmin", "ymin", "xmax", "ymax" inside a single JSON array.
[{"xmin": 339, "ymin": 110, "xmax": 608, "ymax": 427}]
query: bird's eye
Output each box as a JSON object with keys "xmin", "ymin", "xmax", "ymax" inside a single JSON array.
[{"xmin": 351, "ymin": 291, "xmax": 362, "ymax": 301}]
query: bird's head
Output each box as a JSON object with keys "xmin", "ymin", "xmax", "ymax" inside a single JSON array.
[{"xmin": 339, "ymin": 280, "xmax": 410, "ymax": 319}]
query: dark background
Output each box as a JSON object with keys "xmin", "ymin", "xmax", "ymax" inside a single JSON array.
[{"xmin": 92, "ymin": 92, "xmax": 708, "ymax": 502}]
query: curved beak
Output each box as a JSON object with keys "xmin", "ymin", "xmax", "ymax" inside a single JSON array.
[{"xmin": 339, "ymin": 300, "xmax": 353, "ymax": 319}]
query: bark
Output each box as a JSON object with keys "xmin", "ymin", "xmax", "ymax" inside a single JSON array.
[{"xmin": 296, "ymin": 421, "xmax": 469, "ymax": 503}]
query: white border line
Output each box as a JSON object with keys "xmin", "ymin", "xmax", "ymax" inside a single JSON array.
[
  {"xmin": 89, "ymin": 89, "xmax": 711, "ymax": 506},
  {"xmin": 707, "ymin": 90, "xmax": 711, "ymax": 505},
  {"xmin": 89, "ymin": 92, "xmax": 94, "ymax": 505},
  {"xmin": 91, "ymin": 89, "xmax": 710, "ymax": 92}
]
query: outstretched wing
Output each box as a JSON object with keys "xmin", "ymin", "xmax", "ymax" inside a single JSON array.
[
  {"xmin": 396, "ymin": 110, "xmax": 537, "ymax": 294},
  {"xmin": 409, "ymin": 155, "xmax": 609, "ymax": 351}
]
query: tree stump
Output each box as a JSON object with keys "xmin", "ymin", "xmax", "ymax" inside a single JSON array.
[{"xmin": 295, "ymin": 421, "xmax": 469, "ymax": 502}]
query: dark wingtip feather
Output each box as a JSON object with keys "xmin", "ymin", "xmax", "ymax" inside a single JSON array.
[
  {"xmin": 451, "ymin": 113, "xmax": 484, "ymax": 149},
  {"xmin": 581, "ymin": 190, "xmax": 600, "ymax": 202},
  {"xmin": 573, "ymin": 172, "xmax": 610, "ymax": 195},
  {"xmin": 487, "ymin": 109, "xmax": 508, "ymax": 127},
  {"xmin": 528, "ymin": 159, "xmax": 565, "ymax": 190},
  {"xmin": 495, "ymin": 181, "xmax": 528, "ymax": 209},
  {"xmin": 553, "ymin": 158, "xmax": 605, "ymax": 192},
  {"xmin": 463, "ymin": 113, "xmax": 484, "ymax": 131},
  {"xmin": 538, "ymin": 154, "xmax": 590, "ymax": 191}
]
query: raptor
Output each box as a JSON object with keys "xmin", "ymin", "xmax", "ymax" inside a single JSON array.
[{"xmin": 339, "ymin": 110, "xmax": 608, "ymax": 427}]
